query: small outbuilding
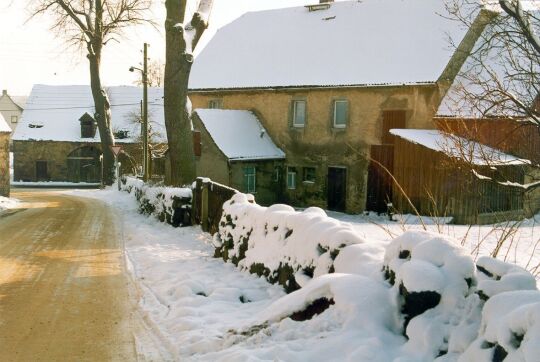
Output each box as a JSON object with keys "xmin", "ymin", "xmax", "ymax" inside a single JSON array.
[
  {"xmin": 390, "ymin": 129, "xmax": 531, "ymax": 224},
  {"xmin": 0, "ymin": 113, "xmax": 11, "ymax": 196},
  {"xmin": 192, "ymin": 109, "xmax": 285, "ymax": 205}
]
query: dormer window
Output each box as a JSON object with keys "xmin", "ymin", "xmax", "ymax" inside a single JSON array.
[{"xmin": 79, "ymin": 112, "xmax": 97, "ymax": 138}]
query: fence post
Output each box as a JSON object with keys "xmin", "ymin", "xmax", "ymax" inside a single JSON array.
[{"xmin": 201, "ymin": 180, "xmax": 209, "ymax": 232}]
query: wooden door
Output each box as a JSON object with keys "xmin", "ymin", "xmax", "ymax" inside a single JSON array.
[
  {"xmin": 35, "ymin": 161, "xmax": 48, "ymax": 181},
  {"xmin": 366, "ymin": 145, "xmax": 394, "ymax": 213},
  {"xmin": 327, "ymin": 167, "xmax": 347, "ymax": 212}
]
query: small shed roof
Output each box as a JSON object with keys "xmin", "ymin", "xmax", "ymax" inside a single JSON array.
[
  {"xmin": 0, "ymin": 113, "xmax": 10, "ymax": 133},
  {"xmin": 12, "ymin": 84, "xmax": 166, "ymax": 143},
  {"xmin": 390, "ymin": 129, "xmax": 530, "ymax": 166},
  {"xmin": 195, "ymin": 109, "xmax": 285, "ymax": 161},
  {"xmin": 190, "ymin": 0, "xmax": 472, "ymax": 90}
]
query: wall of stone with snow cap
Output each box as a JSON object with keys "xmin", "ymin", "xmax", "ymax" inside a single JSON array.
[
  {"xmin": 120, "ymin": 176, "xmax": 192, "ymax": 227},
  {"xmin": 214, "ymin": 193, "xmax": 366, "ymax": 292}
]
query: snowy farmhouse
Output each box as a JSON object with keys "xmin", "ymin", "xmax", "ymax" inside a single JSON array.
[
  {"xmin": 0, "ymin": 113, "xmax": 10, "ymax": 196},
  {"xmin": 187, "ymin": 0, "xmax": 493, "ymax": 213},
  {"xmin": 12, "ymin": 85, "xmax": 166, "ymax": 183},
  {"xmin": 0, "ymin": 89, "xmax": 27, "ymax": 134}
]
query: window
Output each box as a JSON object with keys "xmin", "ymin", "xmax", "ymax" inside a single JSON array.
[
  {"xmin": 287, "ymin": 167, "xmax": 297, "ymax": 189},
  {"xmin": 292, "ymin": 100, "xmax": 306, "ymax": 127},
  {"xmin": 208, "ymin": 99, "xmax": 223, "ymax": 109},
  {"xmin": 11, "ymin": 115, "xmax": 18, "ymax": 123},
  {"xmin": 273, "ymin": 166, "xmax": 280, "ymax": 182},
  {"xmin": 333, "ymin": 100, "xmax": 348, "ymax": 128},
  {"xmin": 243, "ymin": 167, "xmax": 256, "ymax": 193},
  {"xmin": 303, "ymin": 167, "xmax": 316, "ymax": 183}
]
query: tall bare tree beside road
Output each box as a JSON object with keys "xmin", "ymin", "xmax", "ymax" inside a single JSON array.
[
  {"xmin": 164, "ymin": 0, "xmax": 213, "ymax": 186},
  {"xmin": 30, "ymin": 0, "xmax": 153, "ymax": 184}
]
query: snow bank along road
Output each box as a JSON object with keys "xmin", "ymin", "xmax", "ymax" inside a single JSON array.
[{"xmin": 0, "ymin": 190, "xmax": 138, "ymax": 361}]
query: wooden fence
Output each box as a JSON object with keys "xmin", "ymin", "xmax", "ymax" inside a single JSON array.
[{"xmin": 192, "ymin": 177, "xmax": 238, "ymax": 234}]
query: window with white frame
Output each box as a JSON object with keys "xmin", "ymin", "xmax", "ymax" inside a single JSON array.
[
  {"xmin": 333, "ymin": 100, "xmax": 348, "ymax": 128},
  {"xmin": 243, "ymin": 167, "xmax": 256, "ymax": 193},
  {"xmin": 11, "ymin": 115, "xmax": 18, "ymax": 123},
  {"xmin": 208, "ymin": 99, "xmax": 223, "ymax": 109},
  {"xmin": 287, "ymin": 167, "xmax": 297, "ymax": 189},
  {"xmin": 292, "ymin": 100, "xmax": 306, "ymax": 127}
]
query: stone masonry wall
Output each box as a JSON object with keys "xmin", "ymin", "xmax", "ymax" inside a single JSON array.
[
  {"xmin": 13, "ymin": 140, "xmax": 141, "ymax": 182},
  {"xmin": 190, "ymin": 84, "xmax": 444, "ymax": 213}
]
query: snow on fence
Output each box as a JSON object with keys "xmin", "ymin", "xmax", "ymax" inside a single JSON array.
[
  {"xmin": 120, "ymin": 176, "xmax": 192, "ymax": 227},
  {"xmin": 192, "ymin": 177, "xmax": 238, "ymax": 234},
  {"xmin": 216, "ymin": 193, "xmax": 540, "ymax": 360}
]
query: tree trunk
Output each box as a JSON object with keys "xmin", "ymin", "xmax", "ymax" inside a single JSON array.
[
  {"xmin": 164, "ymin": 0, "xmax": 197, "ymax": 187},
  {"xmin": 88, "ymin": 46, "xmax": 115, "ymax": 185}
]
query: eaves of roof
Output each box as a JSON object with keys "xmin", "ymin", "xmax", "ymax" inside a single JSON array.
[{"xmin": 188, "ymin": 81, "xmax": 437, "ymax": 93}]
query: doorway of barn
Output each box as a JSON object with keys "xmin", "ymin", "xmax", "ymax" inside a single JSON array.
[
  {"xmin": 67, "ymin": 146, "xmax": 101, "ymax": 183},
  {"xmin": 327, "ymin": 167, "xmax": 347, "ymax": 212}
]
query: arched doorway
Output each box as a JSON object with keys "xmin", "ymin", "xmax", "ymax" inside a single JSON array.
[{"xmin": 67, "ymin": 146, "xmax": 101, "ymax": 183}]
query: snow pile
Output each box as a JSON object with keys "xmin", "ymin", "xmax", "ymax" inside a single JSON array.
[
  {"xmin": 0, "ymin": 196, "xmax": 18, "ymax": 212},
  {"xmin": 461, "ymin": 291, "xmax": 540, "ymax": 361},
  {"xmin": 214, "ymin": 193, "xmax": 368, "ymax": 292},
  {"xmin": 476, "ymin": 256, "xmax": 537, "ymax": 300},
  {"xmin": 120, "ymin": 176, "xmax": 192, "ymax": 227},
  {"xmin": 383, "ymin": 231, "xmax": 482, "ymax": 359}
]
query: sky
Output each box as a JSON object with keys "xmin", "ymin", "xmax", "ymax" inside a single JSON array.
[{"xmin": 0, "ymin": 0, "xmax": 315, "ymax": 96}]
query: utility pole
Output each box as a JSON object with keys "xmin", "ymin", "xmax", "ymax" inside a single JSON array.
[{"xmin": 143, "ymin": 42, "xmax": 149, "ymax": 182}]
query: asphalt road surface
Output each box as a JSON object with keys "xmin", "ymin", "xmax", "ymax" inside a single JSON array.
[{"xmin": 0, "ymin": 190, "xmax": 139, "ymax": 361}]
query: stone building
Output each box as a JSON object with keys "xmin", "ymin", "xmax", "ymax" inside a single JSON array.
[
  {"xmin": 193, "ymin": 109, "xmax": 285, "ymax": 205},
  {"xmin": 0, "ymin": 89, "xmax": 27, "ymax": 134},
  {"xmin": 12, "ymin": 85, "xmax": 166, "ymax": 183},
  {"xmin": 0, "ymin": 114, "xmax": 10, "ymax": 196},
  {"xmin": 188, "ymin": 0, "xmax": 491, "ymax": 213}
]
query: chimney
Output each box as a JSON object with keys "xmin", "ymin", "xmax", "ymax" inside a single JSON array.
[{"xmin": 2, "ymin": 90, "xmax": 7, "ymax": 96}]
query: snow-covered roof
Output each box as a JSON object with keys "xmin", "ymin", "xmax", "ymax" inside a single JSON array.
[
  {"xmin": 0, "ymin": 113, "xmax": 10, "ymax": 133},
  {"xmin": 390, "ymin": 128, "xmax": 530, "ymax": 166},
  {"xmin": 190, "ymin": 0, "xmax": 471, "ymax": 90},
  {"xmin": 195, "ymin": 109, "xmax": 285, "ymax": 161},
  {"xmin": 12, "ymin": 84, "xmax": 166, "ymax": 143},
  {"xmin": 11, "ymin": 96, "xmax": 28, "ymax": 109},
  {"xmin": 437, "ymin": 7, "xmax": 540, "ymax": 118}
]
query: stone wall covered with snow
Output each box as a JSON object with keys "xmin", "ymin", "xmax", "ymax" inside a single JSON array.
[
  {"xmin": 216, "ymin": 193, "xmax": 540, "ymax": 361},
  {"xmin": 214, "ymin": 193, "xmax": 368, "ymax": 292},
  {"xmin": 120, "ymin": 176, "xmax": 192, "ymax": 227}
]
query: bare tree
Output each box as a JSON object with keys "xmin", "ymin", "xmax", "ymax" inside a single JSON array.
[
  {"xmin": 164, "ymin": 0, "xmax": 213, "ymax": 186},
  {"xmin": 30, "ymin": 0, "xmax": 153, "ymax": 184},
  {"xmin": 123, "ymin": 107, "xmax": 167, "ymax": 172},
  {"xmin": 444, "ymin": 0, "xmax": 540, "ymax": 191},
  {"xmin": 133, "ymin": 59, "xmax": 165, "ymax": 87}
]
